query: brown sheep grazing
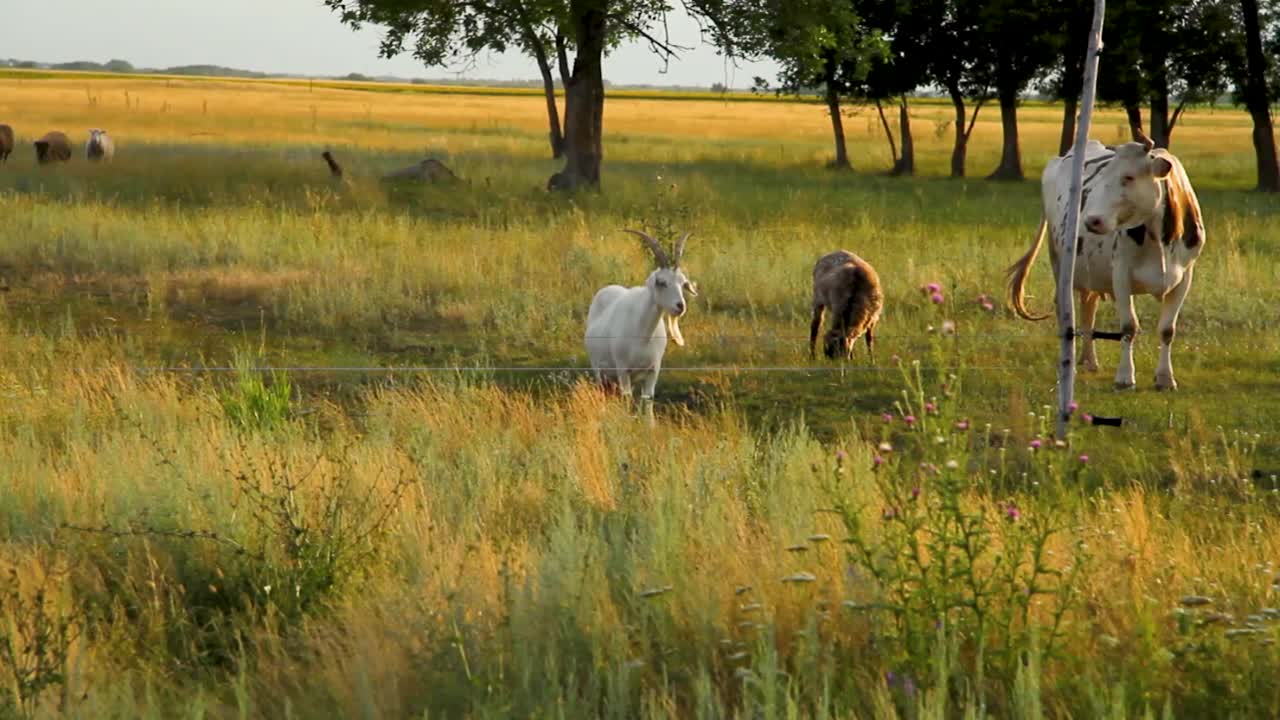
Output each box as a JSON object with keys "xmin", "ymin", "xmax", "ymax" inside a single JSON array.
[
  {"xmin": 34, "ymin": 131, "xmax": 72, "ymax": 164},
  {"xmin": 809, "ymin": 250, "xmax": 884, "ymax": 361},
  {"xmin": 0, "ymin": 124, "xmax": 14, "ymax": 163}
]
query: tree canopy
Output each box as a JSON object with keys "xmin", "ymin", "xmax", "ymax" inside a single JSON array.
[{"xmin": 325, "ymin": 0, "xmax": 1280, "ymax": 191}]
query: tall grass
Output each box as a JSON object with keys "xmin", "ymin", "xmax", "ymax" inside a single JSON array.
[{"xmin": 1, "ymin": 322, "xmax": 1278, "ymax": 717}]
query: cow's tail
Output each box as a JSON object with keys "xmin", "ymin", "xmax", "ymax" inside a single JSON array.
[{"xmin": 1007, "ymin": 216, "xmax": 1052, "ymax": 321}]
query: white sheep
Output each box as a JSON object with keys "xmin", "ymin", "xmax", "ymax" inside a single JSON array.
[
  {"xmin": 585, "ymin": 229, "xmax": 696, "ymax": 421},
  {"xmin": 85, "ymin": 129, "xmax": 114, "ymax": 161}
]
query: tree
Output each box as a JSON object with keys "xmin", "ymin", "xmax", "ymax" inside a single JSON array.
[
  {"xmin": 1237, "ymin": 0, "xmax": 1280, "ymax": 190},
  {"xmin": 1097, "ymin": 0, "xmax": 1236, "ymax": 149},
  {"xmin": 324, "ymin": 1, "xmax": 575, "ymax": 159},
  {"xmin": 1042, "ymin": 0, "xmax": 1094, "ymax": 155},
  {"xmin": 854, "ymin": 0, "xmax": 931, "ymax": 176},
  {"xmin": 327, "ymin": 0, "xmax": 732, "ymax": 189},
  {"xmin": 917, "ymin": 0, "xmax": 994, "ymax": 176},
  {"xmin": 978, "ymin": 0, "xmax": 1062, "ymax": 180},
  {"xmin": 737, "ymin": 0, "xmax": 887, "ymax": 170}
]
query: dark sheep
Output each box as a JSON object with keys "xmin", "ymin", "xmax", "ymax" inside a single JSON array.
[
  {"xmin": 34, "ymin": 131, "xmax": 72, "ymax": 164},
  {"xmin": 809, "ymin": 250, "xmax": 884, "ymax": 361},
  {"xmin": 0, "ymin": 124, "xmax": 13, "ymax": 163}
]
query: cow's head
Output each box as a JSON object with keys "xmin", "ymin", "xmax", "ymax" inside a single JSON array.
[{"xmin": 1081, "ymin": 141, "xmax": 1174, "ymax": 236}]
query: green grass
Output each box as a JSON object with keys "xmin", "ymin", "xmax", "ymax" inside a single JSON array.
[{"xmin": 1, "ymin": 77, "xmax": 1279, "ymax": 718}]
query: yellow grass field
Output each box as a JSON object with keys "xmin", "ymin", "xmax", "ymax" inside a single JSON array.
[{"xmin": 0, "ymin": 73, "xmax": 1278, "ymax": 719}]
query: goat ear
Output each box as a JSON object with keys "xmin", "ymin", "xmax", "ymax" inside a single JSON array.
[{"xmin": 684, "ymin": 281, "xmax": 698, "ymax": 297}]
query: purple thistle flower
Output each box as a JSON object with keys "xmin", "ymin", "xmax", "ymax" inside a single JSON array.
[
  {"xmin": 1082, "ymin": 413, "xmax": 1093, "ymax": 424},
  {"xmin": 903, "ymin": 676, "xmax": 917, "ymax": 697},
  {"xmin": 924, "ymin": 401, "xmax": 937, "ymax": 414},
  {"xmin": 955, "ymin": 419, "xmax": 970, "ymax": 431},
  {"xmin": 930, "ymin": 291, "xmax": 945, "ymax": 304},
  {"xmin": 926, "ymin": 282, "xmax": 941, "ymax": 293},
  {"xmin": 1068, "ymin": 401, "xmax": 1079, "ymax": 414},
  {"xmin": 904, "ymin": 415, "xmax": 917, "ymax": 426},
  {"xmin": 1029, "ymin": 439, "xmax": 1043, "ymax": 450},
  {"xmin": 1078, "ymin": 454, "xmax": 1090, "ymax": 464},
  {"xmin": 873, "ymin": 455, "xmax": 885, "ymax": 467},
  {"xmin": 1005, "ymin": 503, "xmax": 1021, "ymax": 522},
  {"xmin": 836, "ymin": 449, "xmax": 848, "ymax": 462},
  {"xmin": 911, "ymin": 486, "xmax": 921, "ymax": 500},
  {"xmin": 882, "ymin": 412, "xmax": 894, "ymax": 423}
]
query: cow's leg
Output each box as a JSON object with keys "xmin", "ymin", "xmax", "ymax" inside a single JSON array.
[
  {"xmin": 1112, "ymin": 263, "xmax": 1139, "ymax": 390},
  {"xmin": 1078, "ymin": 290, "xmax": 1100, "ymax": 372},
  {"xmin": 1154, "ymin": 266, "xmax": 1194, "ymax": 391},
  {"xmin": 809, "ymin": 304, "xmax": 824, "ymax": 358}
]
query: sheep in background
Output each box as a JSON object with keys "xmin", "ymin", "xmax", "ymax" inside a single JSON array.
[
  {"xmin": 585, "ymin": 229, "xmax": 697, "ymax": 422},
  {"xmin": 382, "ymin": 157, "xmax": 460, "ymax": 183},
  {"xmin": 34, "ymin": 131, "xmax": 72, "ymax": 164},
  {"xmin": 809, "ymin": 250, "xmax": 883, "ymax": 361},
  {"xmin": 86, "ymin": 129, "xmax": 115, "ymax": 161},
  {"xmin": 0, "ymin": 124, "xmax": 13, "ymax": 163}
]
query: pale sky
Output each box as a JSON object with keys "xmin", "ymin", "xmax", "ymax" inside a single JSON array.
[{"xmin": 2, "ymin": 0, "xmax": 778, "ymax": 88}]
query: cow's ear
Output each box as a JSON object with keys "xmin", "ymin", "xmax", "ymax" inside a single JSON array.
[{"xmin": 1150, "ymin": 152, "xmax": 1173, "ymax": 179}]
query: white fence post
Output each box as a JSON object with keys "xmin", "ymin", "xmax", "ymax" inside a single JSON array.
[{"xmin": 1056, "ymin": 0, "xmax": 1108, "ymax": 441}]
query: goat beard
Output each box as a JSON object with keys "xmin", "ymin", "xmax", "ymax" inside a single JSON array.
[{"xmin": 665, "ymin": 314, "xmax": 685, "ymax": 347}]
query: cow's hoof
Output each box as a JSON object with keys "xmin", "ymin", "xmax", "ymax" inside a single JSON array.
[
  {"xmin": 1154, "ymin": 376, "xmax": 1177, "ymax": 392},
  {"xmin": 1114, "ymin": 381, "xmax": 1137, "ymax": 391}
]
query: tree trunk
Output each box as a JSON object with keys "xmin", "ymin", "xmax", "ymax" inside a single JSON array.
[
  {"xmin": 515, "ymin": 5, "xmax": 565, "ymax": 160},
  {"xmin": 549, "ymin": 2, "xmax": 606, "ymax": 192},
  {"xmin": 891, "ymin": 96, "xmax": 914, "ymax": 176},
  {"xmin": 823, "ymin": 56, "xmax": 850, "ymax": 170},
  {"xmin": 987, "ymin": 89, "xmax": 1022, "ymax": 181},
  {"xmin": 874, "ymin": 98, "xmax": 899, "ymax": 165},
  {"xmin": 826, "ymin": 87, "xmax": 851, "ymax": 170},
  {"xmin": 1058, "ymin": 97, "xmax": 1077, "ymax": 156},
  {"xmin": 1124, "ymin": 103, "xmax": 1145, "ymax": 143},
  {"xmin": 555, "ymin": 32, "xmax": 571, "ymax": 87},
  {"xmin": 1149, "ymin": 90, "xmax": 1171, "ymax": 148},
  {"xmin": 949, "ymin": 88, "xmax": 968, "ymax": 178},
  {"xmin": 531, "ymin": 41, "xmax": 566, "ymax": 159},
  {"xmin": 1241, "ymin": 0, "xmax": 1280, "ymax": 191}
]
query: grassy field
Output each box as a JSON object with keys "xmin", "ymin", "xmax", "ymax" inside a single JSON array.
[{"xmin": 1, "ymin": 74, "xmax": 1279, "ymax": 718}]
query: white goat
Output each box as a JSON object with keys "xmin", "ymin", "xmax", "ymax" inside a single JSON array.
[
  {"xmin": 585, "ymin": 229, "xmax": 696, "ymax": 421},
  {"xmin": 85, "ymin": 129, "xmax": 114, "ymax": 161}
]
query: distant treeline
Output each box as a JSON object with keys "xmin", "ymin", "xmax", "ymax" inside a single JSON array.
[{"xmin": 0, "ymin": 58, "xmax": 710, "ymax": 92}]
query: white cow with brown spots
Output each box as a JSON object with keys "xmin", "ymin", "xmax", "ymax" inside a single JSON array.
[{"xmin": 1007, "ymin": 135, "xmax": 1205, "ymax": 391}]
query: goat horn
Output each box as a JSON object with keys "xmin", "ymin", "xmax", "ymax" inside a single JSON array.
[
  {"xmin": 1133, "ymin": 127, "xmax": 1155, "ymax": 152},
  {"xmin": 623, "ymin": 228, "xmax": 670, "ymax": 267},
  {"xmin": 673, "ymin": 230, "xmax": 692, "ymax": 266}
]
